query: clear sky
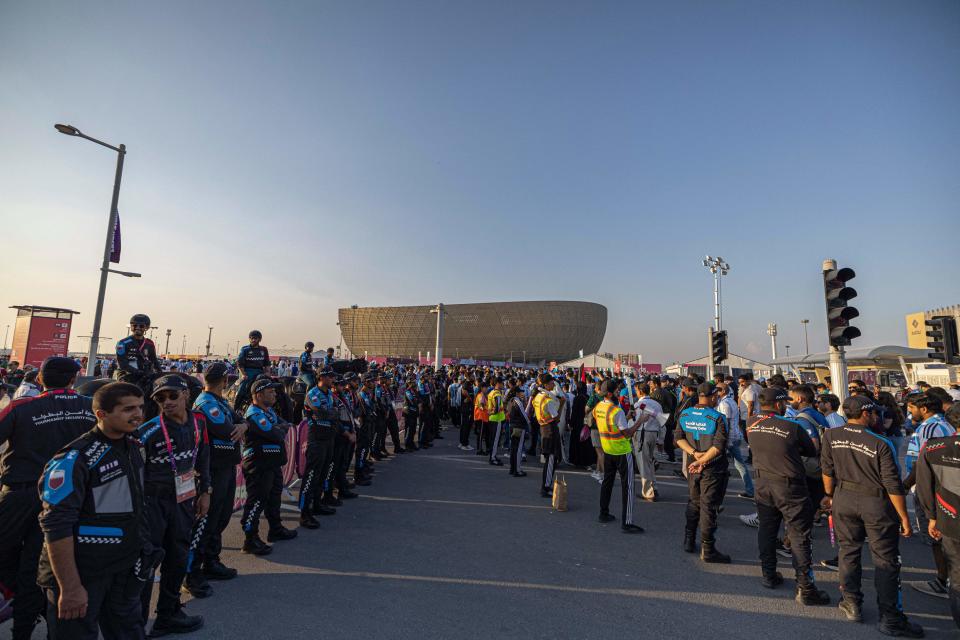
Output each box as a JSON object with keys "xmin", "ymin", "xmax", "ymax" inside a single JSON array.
[{"xmin": 1, "ymin": 1, "xmax": 958, "ymax": 364}]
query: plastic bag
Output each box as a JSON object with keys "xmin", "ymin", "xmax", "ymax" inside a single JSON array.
[
  {"xmin": 552, "ymin": 474, "xmax": 568, "ymax": 512},
  {"xmin": 579, "ymin": 425, "xmax": 591, "ymax": 441}
]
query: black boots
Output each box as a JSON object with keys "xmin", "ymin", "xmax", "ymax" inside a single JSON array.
[
  {"xmin": 700, "ymin": 542, "xmax": 731, "ymax": 564},
  {"xmin": 682, "ymin": 531, "xmax": 696, "ymax": 554},
  {"xmin": 182, "ymin": 571, "xmax": 213, "ymax": 598},
  {"xmin": 267, "ymin": 526, "xmax": 298, "ymax": 542},
  {"xmin": 149, "ymin": 606, "xmax": 203, "ymax": 637},
  {"xmin": 203, "ymin": 558, "xmax": 237, "ymax": 580},
  {"xmin": 760, "ymin": 571, "xmax": 783, "ymax": 589},
  {"xmin": 241, "ymin": 534, "xmax": 272, "ymax": 556},
  {"xmin": 795, "ymin": 584, "xmax": 831, "ymax": 606}
]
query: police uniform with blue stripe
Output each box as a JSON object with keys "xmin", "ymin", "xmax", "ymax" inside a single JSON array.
[
  {"xmin": 240, "ymin": 381, "xmax": 292, "ymax": 553},
  {"xmin": 298, "ymin": 347, "xmax": 316, "ymax": 389},
  {"xmin": 37, "ymin": 426, "xmax": 151, "ymax": 640},
  {"xmin": 190, "ymin": 383, "xmax": 243, "ymax": 581},
  {"xmin": 675, "ymin": 383, "xmax": 730, "ymax": 562},
  {"xmin": 234, "ymin": 340, "xmax": 270, "ymax": 411},
  {"xmin": 298, "ymin": 377, "xmax": 338, "ymax": 528},
  {"xmin": 820, "ymin": 395, "xmax": 922, "ymax": 636}
]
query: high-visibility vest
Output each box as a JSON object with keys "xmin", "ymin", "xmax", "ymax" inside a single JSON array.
[
  {"xmin": 487, "ymin": 389, "xmax": 505, "ymax": 422},
  {"xmin": 533, "ymin": 392, "xmax": 556, "ymax": 426},
  {"xmin": 593, "ymin": 400, "xmax": 631, "ymax": 455},
  {"xmin": 474, "ymin": 393, "xmax": 489, "ymax": 421}
]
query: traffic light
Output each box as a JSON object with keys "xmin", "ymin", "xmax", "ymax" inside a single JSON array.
[
  {"xmin": 823, "ymin": 265, "xmax": 861, "ymax": 347},
  {"xmin": 926, "ymin": 316, "xmax": 960, "ymax": 364},
  {"xmin": 711, "ymin": 329, "xmax": 728, "ymax": 366}
]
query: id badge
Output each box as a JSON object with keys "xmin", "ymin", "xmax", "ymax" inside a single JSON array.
[{"xmin": 175, "ymin": 472, "xmax": 197, "ymax": 503}]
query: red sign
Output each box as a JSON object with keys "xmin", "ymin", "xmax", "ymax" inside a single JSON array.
[{"xmin": 24, "ymin": 317, "xmax": 73, "ymax": 368}]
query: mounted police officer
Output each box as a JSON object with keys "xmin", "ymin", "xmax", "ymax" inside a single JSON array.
[
  {"xmin": 746, "ymin": 387, "xmax": 830, "ymax": 604},
  {"xmin": 676, "ymin": 382, "xmax": 730, "ymax": 563},
  {"xmin": 240, "ymin": 378, "xmax": 296, "ymax": 556},
  {"xmin": 114, "ymin": 314, "xmax": 161, "ymax": 387},
  {"xmin": 0, "ymin": 357, "xmax": 96, "ymax": 639},
  {"xmin": 298, "ymin": 369, "xmax": 338, "ymax": 529},
  {"xmin": 234, "ymin": 330, "xmax": 270, "ymax": 411},
  {"xmin": 184, "ymin": 363, "xmax": 245, "ymax": 595},
  {"xmin": 821, "ymin": 395, "xmax": 923, "ymax": 637},
  {"xmin": 37, "ymin": 382, "xmax": 154, "ymax": 640},
  {"xmin": 298, "ymin": 342, "xmax": 317, "ymax": 389}
]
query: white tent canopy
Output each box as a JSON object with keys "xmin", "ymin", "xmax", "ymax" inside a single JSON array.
[{"xmin": 771, "ymin": 345, "xmax": 930, "ymax": 367}]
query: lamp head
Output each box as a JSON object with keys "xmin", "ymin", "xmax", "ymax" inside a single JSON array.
[{"xmin": 54, "ymin": 124, "xmax": 81, "ymax": 136}]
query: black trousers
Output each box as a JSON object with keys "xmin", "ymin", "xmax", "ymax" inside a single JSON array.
[
  {"xmin": 241, "ymin": 466, "xmax": 283, "ymax": 538},
  {"xmin": 685, "ymin": 467, "xmax": 728, "ymax": 544},
  {"xmin": 600, "ymin": 452, "xmax": 636, "ymax": 525},
  {"xmin": 755, "ymin": 477, "xmax": 814, "ymax": 584},
  {"xmin": 0, "ymin": 486, "xmax": 44, "ymax": 639},
  {"xmin": 141, "ymin": 488, "xmax": 194, "ymax": 619},
  {"xmin": 940, "ymin": 536, "xmax": 960, "ymax": 629},
  {"xmin": 47, "ymin": 568, "xmax": 144, "ymax": 640},
  {"xmin": 326, "ymin": 435, "xmax": 351, "ymax": 497},
  {"xmin": 187, "ymin": 466, "xmax": 236, "ymax": 570},
  {"xmin": 510, "ymin": 431, "xmax": 527, "ymax": 474},
  {"xmin": 485, "ymin": 422, "xmax": 504, "ymax": 461},
  {"xmin": 475, "ymin": 420, "xmax": 485, "ymax": 452},
  {"xmin": 386, "ymin": 410, "xmax": 402, "ymax": 450},
  {"xmin": 540, "ymin": 425, "xmax": 560, "ymax": 490},
  {"xmin": 459, "ymin": 417, "xmax": 472, "ymax": 447},
  {"xmin": 373, "ymin": 415, "xmax": 388, "ymax": 454},
  {"xmin": 833, "ymin": 488, "xmax": 903, "ymax": 618},
  {"xmin": 662, "ymin": 424, "xmax": 676, "ymax": 462},
  {"xmin": 403, "ymin": 413, "xmax": 419, "ymax": 447},
  {"xmin": 299, "ymin": 437, "xmax": 334, "ymax": 515}
]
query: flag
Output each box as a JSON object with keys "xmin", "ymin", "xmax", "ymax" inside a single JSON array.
[
  {"xmin": 579, "ymin": 364, "xmax": 585, "ymax": 383},
  {"xmin": 109, "ymin": 211, "xmax": 121, "ymax": 263}
]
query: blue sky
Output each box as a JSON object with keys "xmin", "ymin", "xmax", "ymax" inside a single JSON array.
[{"xmin": 1, "ymin": 1, "xmax": 958, "ymax": 363}]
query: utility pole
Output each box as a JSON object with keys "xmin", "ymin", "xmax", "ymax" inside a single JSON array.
[
  {"xmin": 430, "ymin": 303, "xmax": 445, "ymax": 370},
  {"xmin": 767, "ymin": 323, "xmax": 778, "ymax": 372},
  {"xmin": 181, "ymin": 334, "xmax": 186, "ymax": 355},
  {"xmin": 164, "ymin": 329, "xmax": 172, "ymax": 356},
  {"xmin": 206, "ymin": 326, "xmax": 213, "ymax": 357},
  {"xmin": 801, "ymin": 319, "xmax": 810, "ymax": 355}
]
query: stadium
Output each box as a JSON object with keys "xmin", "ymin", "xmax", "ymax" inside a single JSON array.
[{"xmin": 338, "ymin": 301, "xmax": 607, "ymax": 364}]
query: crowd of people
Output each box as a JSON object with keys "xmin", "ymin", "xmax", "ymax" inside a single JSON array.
[{"xmin": 2, "ymin": 314, "xmax": 960, "ymax": 638}]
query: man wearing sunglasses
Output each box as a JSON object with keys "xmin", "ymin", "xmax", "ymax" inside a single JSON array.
[
  {"xmin": 136, "ymin": 375, "xmax": 210, "ymax": 637},
  {"xmin": 114, "ymin": 314, "xmax": 160, "ymax": 385},
  {"xmin": 234, "ymin": 331, "xmax": 271, "ymax": 411}
]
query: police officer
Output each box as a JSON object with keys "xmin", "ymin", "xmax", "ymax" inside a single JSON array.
[
  {"xmin": 821, "ymin": 395, "xmax": 923, "ymax": 636},
  {"xmin": 37, "ymin": 382, "xmax": 154, "ymax": 640},
  {"xmin": 298, "ymin": 369, "xmax": 338, "ymax": 529},
  {"xmin": 0, "ymin": 356, "xmax": 96, "ymax": 640},
  {"xmin": 136, "ymin": 375, "xmax": 209, "ymax": 636},
  {"xmin": 114, "ymin": 315, "xmax": 161, "ymax": 387},
  {"xmin": 746, "ymin": 387, "xmax": 830, "ymax": 604},
  {"xmin": 379, "ymin": 374, "xmax": 405, "ymax": 455},
  {"xmin": 356, "ymin": 374, "xmax": 379, "ymax": 483},
  {"xmin": 593, "ymin": 380, "xmax": 644, "ymax": 533},
  {"xmin": 240, "ymin": 378, "xmax": 296, "ymax": 556},
  {"xmin": 916, "ymin": 404, "xmax": 960, "ymax": 629},
  {"xmin": 325, "ymin": 376, "xmax": 358, "ymax": 504},
  {"xmin": 234, "ymin": 330, "xmax": 270, "ymax": 411},
  {"xmin": 186, "ymin": 363, "xmax": 245, "ymax": 593},
  {"xmin": 403, "ymin": 379, "xmax": 421, "ymax": 451},
  {"xmin": 676, "ymin": 382, "xmax": 730, "ymax": 563},
  {"xmin": 533, "ymin": 374, "xmax": 563, "ymax": 499},
  {"xmin": 298, "ymin": 342, "xmax": 316, "ymax": 389}
]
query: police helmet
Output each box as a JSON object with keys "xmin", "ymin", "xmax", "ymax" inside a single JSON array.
[
  {"xmin": 130, "ymin": 313, "xmax": 151, "ymax": 327},
  {"xmin": 305, "ymin": 341, "xmax": 315, "ymax": 350},
  {"xmin": 249, "ymin": 330, "xmax": 262, "ymax": 339}
]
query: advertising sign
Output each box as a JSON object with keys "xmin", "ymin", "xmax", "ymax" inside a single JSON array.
[
  {"xmin": 905, "ymin": 312, "xmax": 926, "ymax": 349},
  {"xmin": 24, "ymin": 316, "xmax": 72, "ymax": 367}
]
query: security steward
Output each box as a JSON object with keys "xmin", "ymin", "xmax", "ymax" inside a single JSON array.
[
  {"xmin": 821, "ymin": 395, "xmax": 923, "ymax": 636},
  {"xmin": 187, "ymin": 363, "xmax": 245, "ymax": 592},
  {"xmin": 298, "ymin": 369, "xmax": 338, "ymax": 529},
  {"xmin": 0, "ymin": 356, "xmax": 96, "ymax": 640},
  {"xmin": 240, "ymin": 378, "xmax": 296, "ymax": 556},
  {"xmin": 37, "ymin": 382, "xmax": 154, "ymax": 640},
  {"xmin": 916, "ymin": 407, "xmax": 960, "ymax": 629},
  {"xmin": 486, "ymin": 379, "xmax": 506, "ymax": 466},
  {"xmin": 234, "ymin": 330, "xmax": 270, "ymax": 411},
  {"xmin": 136, "ymin": 375, "xmax": 210, "ymax": 636},
  {"xmin": 593, "ymin": 380, "xmax": 644, "ymax": 533},
  {"xmin": 114, "ymin": 314, "xmax": 161, "ymax": 387},
  {"xmin": 533, "ymin": 374, "xmax": 564, "ymax": 499},
  {"xmin": 676, "ymin": 382, "xmax": 730, "ymax": 563},
  {"xmin": 746, "ymin": 387, "xmax": 830, "ymax": 604}
]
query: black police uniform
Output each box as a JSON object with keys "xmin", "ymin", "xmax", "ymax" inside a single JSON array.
[
  {"xmin": 240, "ymin": 402, "xmax": 290, "ymax": 547},
  {"xmin": 37, "ymin": 427, "xmax": 152, "ymax": 640},
  {"xmin": 821, "ymin": 424, "xmax": 907, "ymax": 620},
  {"xmin": 234, "ymin": 344, "xmax": 270, "ymax": 411},
  {"xmin": 114, "ymin": 336, "xmax": 161, "ymax": 384},
  {"xmin": 298, "ymin": 386, "xmax": 338, "ymax": 527},
  {"xmin": 675, "ymin": 403, "xmax": 729, "ymax": 559},
  {"xmin": 355, "ymin": 386, "xmax": 377, "ymax": 481},
  {"xmin": 135, "ymin": 408, "xmax": 210, "ymax": 628},
  {"xmin": 382, "ymin": 382, "xmax": 404, "ymax": 454},
  {"xmin": 915, "ymin": 434, "xmax": 960, "ymax": 628},
  {"xmin": 325, "ymin": 386, "xmax": 356, "ymax": 504},
  {"xmin": 0, "ymin": 387, "xmax": 96, "ymax": 639},
  {"xmin": 190, "ymin": 390, "xmax": 242, "ymax": 580},
  {"xmin": 746, "ymin": 411, "xmax": 821, "ymax": 590},
  {"xmin": 402, "ymin": 386, "xmax": 420, "ymax": 450}
]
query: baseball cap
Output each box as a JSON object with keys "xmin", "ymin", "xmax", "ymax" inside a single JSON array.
[
  {"xmin": 697, "ymin": 382, "xmax": 718, "ymax": 397},
  {"xmin": 151, "ymin": 374, "xmax": 189, "ymax": 397},
  {"xmin": 251, "ymin": 378, "xmax": 281, "ymax": 394},
  {"xmin": 319, "ymin": 368, "xmax": 335, "ymax": 378},
  {"xmin": 204, "ymin": 362, "xmax": 229, "ymax": 382},
  {"xmin": 759, "ymin": 387, "xmax": 789, "ymax": 403},
  {"xmin": 842, "ymin": 395, "xmax": 878, "ymax": 416},
  {"xmin": 40, "ymin": 356, "xmax": 81, "ymax": 378}
]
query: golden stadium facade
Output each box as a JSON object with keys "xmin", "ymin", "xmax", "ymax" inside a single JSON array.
[{"xmin": 338, "ymin": 301, "xmax": 606, "ymax": 364}]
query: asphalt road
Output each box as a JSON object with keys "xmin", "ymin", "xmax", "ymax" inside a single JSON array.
[{"xmin": 162, "ymin": 425, "xmax": 955, "ymax": 639}]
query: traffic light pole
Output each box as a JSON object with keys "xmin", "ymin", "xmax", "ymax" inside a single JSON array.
[
  {"xmin": 829, "ymin": 344, "xmax": 848, "ymax": 408},
  {"xmin": 707, "ymin": 326, "xmax": 715, "ymax": 381}
]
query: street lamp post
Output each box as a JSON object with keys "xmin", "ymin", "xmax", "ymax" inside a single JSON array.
[
  {"xmin": 430, "ymin": 303, "xmax": 446, "ymax": 370},
  {"xmin": 2, "ymin": 324, "xmax": 8, "ymax": 350},
  {"xmin": 702, "ymin": 255, "xmax": 730, "ymax": 380},
  {"xmin": 55, "ymin": 124, "xmax": 140, "ymax": 376},
  {"xmin": 785, "ymin": 345, "xmax": 791, "ymax": 357},
  {"xmin": 206, "ymin": 326, "xmax": 213, "ymax": 357},
  {"xmin": 801, "ymin": 319, "xmax": 810, "ymax": 355},
  {"xmin": 164, "ymin": 329, "xmax": 172, "ymax": 356}
]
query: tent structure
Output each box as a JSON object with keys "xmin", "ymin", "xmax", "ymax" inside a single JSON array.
[{"xmin": 771, "ymin": 345, "xmax": 931, "ymax": 367}]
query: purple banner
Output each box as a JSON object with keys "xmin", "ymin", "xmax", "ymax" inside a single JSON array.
[{"xmin": 109, "ymin": 212, "xmax": 121, "ymax": 263}]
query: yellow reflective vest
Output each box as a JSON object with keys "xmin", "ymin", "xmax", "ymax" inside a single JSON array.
[
  {"xmin": 486, "ymin": 389, "xmax": 505, "ymax": 422},
  {"xmin": 533, "ymin": 392, "xmax": 556, "ymax": 426},
  {"xmin": 592, "ymin": 400, "xmax": 631, "ymax": 455}
]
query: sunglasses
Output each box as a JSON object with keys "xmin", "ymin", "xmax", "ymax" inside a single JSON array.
[
  {"xmin": 132, "ymin": 324, "xmax": 148, "ymax": 329},
  {"xmin": 154, "ymin": 391, "xmax": 182, "ymax": 402}
]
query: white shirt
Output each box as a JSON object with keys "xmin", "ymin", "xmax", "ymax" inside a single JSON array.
[
  {"xmin": 718, "ymin": 394, "xmax": 741, "ymax": 441},
  {"xmin": 633, "ymin": 396, "xmax": 664, "ymax": 432},
  {"xmin": 13, "ymin": 382, "xmax": 41, "ymax": 400},
  {"xmin": 739, "ymin": 383, "xmax": 761, "ymax": 418}
]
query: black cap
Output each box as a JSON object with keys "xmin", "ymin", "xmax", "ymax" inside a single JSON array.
[
  {"xmin": 40, "ymin": 356, "xmax": 81, "ymax": 378},
  {"xmin": 204, "ymin": 362, "xmax": 228, "ymax": 382},
  {"xmin": 251, "ymin": 378, "xmax": 280, "ymax": 394},
  {"xmin": 151, "ymin": 374, "xmax": 189, "ymax": 397},
  {"xmin": 319, "ymin": 368, "xmax": 335, "ymax": 377},
  {"xmin": 697, "ymin": 382, "xmax": 718, "ymax": 397},
  {"xmin": 680, "ymin": 377, "xmax": 697, "ymax": 389},
  {"xmin": 842, "ymin": 395, "xmax": 878, "ymax": 417},
  {"xmin": 344, "ymin": 372, "xmax": 358, "ymax": 382},
  {"xmin": 759, "ymin": 387, "xmax": 789, "ymax": 404}
]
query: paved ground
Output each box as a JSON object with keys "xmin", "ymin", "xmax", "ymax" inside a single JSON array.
[{"xmin": 164, "ymin": 425, "xmax": 955, "ymax": 639}]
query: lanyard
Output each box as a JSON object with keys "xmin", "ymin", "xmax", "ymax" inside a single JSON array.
[{"xmin": 158, "ymin": 412, "xmax": 200, "ymax": 478}]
